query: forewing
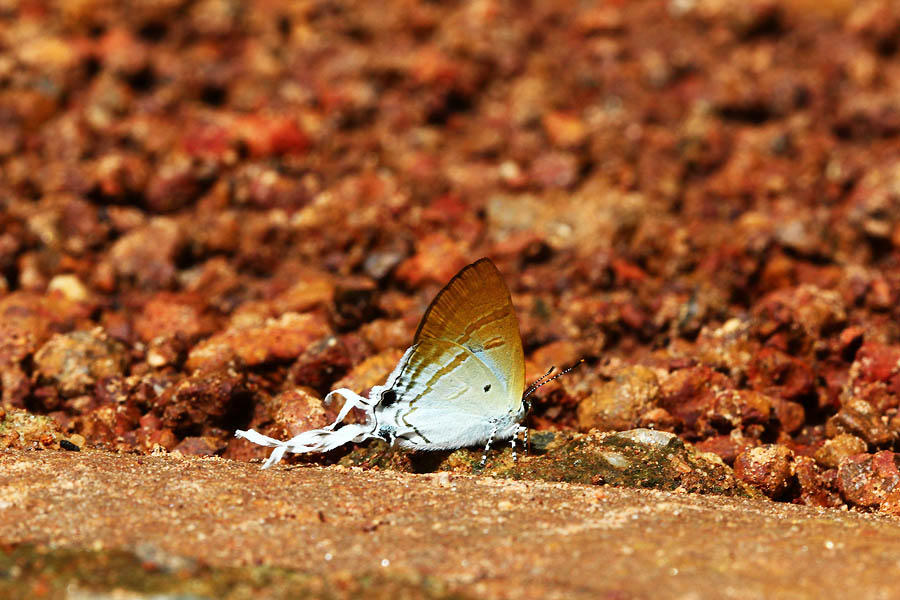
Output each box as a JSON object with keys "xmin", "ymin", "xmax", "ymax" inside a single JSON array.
[{"xmin": 413, "ymin": 258, "xmax": 524, "ymax": 400}]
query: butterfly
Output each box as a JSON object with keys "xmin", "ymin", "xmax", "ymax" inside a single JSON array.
[{"xmin": 236, "ymin": 258, "xmax": 528, "ymax": 469}]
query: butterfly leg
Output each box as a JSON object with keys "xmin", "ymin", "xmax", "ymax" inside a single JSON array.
[
  {"xmin": 480, "ymin": 422, "xmax": 500, "ymax": 467},
  {"xmin": 510, "ymin": 425, "xmax": 528, "ymax": 463}
]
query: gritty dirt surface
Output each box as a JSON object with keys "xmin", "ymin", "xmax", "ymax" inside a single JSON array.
[{"xmin": 3, "ymin": 449, "xmax": 900, "ymax": 600}]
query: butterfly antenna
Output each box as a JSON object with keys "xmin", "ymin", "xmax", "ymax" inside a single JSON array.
[
  {"xmin": 523, "ymin": 359, "xmax": 585, "ymax": 399},
  {"xmin": 523, "ymin": 366, "xmax": 556, "ymax": 399}
]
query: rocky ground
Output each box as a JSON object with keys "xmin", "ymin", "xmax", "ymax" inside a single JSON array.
[{"xmin": 5, "ymin": 0, "xmax": 900, "ymax": 596}]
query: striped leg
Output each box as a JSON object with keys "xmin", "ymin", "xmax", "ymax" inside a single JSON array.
[
  {"xmin": 480, "ymin": 422, "xmax": 500, "ymax": 467},
  {"xmin": 511, "ymin": 425, "xmax": 528, "ymax": 463}
]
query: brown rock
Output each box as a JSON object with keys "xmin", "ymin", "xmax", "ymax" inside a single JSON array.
[
  {"xmin": 542, "ymin": 111, "xmax": 588, "ymax": 149},
  {"xmin": 359, "ymin": 318, "xmax": 416, "ymax": 353},
  {"xmin": 133, "ymin": 293, "xmax": 217, "ymax": 344},
  {"xmin": 694, "ymin": 430, "xmax": 757, "ymax": 465},
  {"xmin": 837, "ymin": 326, "xmax": 865, "ymax": 361},
  {"xmin": 186, "ymin": 312, "xmax": 331, "ymax": 373},
  {"xmin": 734, "ymin": 445, "xmax": 795, "ymax": 499},
  {"xmin": 268, "ymin": 388, "xmax": 332, "ymax": 439},
  {"xmin": 158, "ymin": 371, "xmax": 252, "ymax": 436},
  {"xmin": 747, "ymin": 347, "xmax": 816, "ymax": 400},
  {"xmin": 76, "ymin": 405, "xmax": 117, "ymax": 446},
  {"xmin": 752, "ymin": 285, "xmax": 846, "ymax": 350},
  {"xmin": 577, "ymin": 365, "xmax": 660, "ymax": 432},
  {"xmin": 530, "ymin": 151, "xmax": 579, "ymax": 189},
  {"xmin": 694, "ymin": 318, "xmax": 756, "ymax": 377},
  {"xmin": 635, "ymin": 407, "xmax": 678, "ymax": 433},
  {"xmin": 331, "ymin": 276, "xmax": 379, "ymax": 332},
  {"xmin": 837, "ymin": 451, "xmax": 900, "ymax": 508},
  {"xmin": 826, "ymin": 399, "xmax": 894, "ymax": 447},
  {"xmin": 106, "ymin": 217, "xmax": 184, "ymax": 289},
  {"xmin": 772, "ymin": 399, "xmax": 806, "ymax": 434},
  {"xmin": 707, "ymin": 389, "xmax": 772, "ymax": 430},
  {"xmin": 0, "ymin": 291, "xmax": 91, "ymax": 406},
  {"xmin": 271, "ymin": 270, "xmax": 336, "ymax": 315},
  {"xmin": 393, "ymin": 233, "xmax": 468, "ymax": 288},
  {"xmin": 815, "ymin": 433, "xmax": 868, "ymax": 469},
  {"xmin": 173, "ymin": 436, "xmax": 224, "ymax": 457},
  {"xmin": 33, "ymin": 328, "xmax": 129, "ymax": 398},
  {"xmin": 0, "ymin": 293, "xmax": 53, "ymax": 406},
  {"xmin": 145, "ymin": 153, "xmax": 203, "ymax": 213},
  {"xmin": 793, "ymin": 456, "xmax": 843, "ymax": 508},
  {"xmin": 333, "ymin": 349, "xmax": 405, "ymax": 396},
  {"xmin": 659, "ymin": 365, "xmax": 734, "ymax": 437},
  {"xmin": 851, "ymin": 342, "xmax": 900, "ymax": 394},
  {"xmin": 287, "ymin": 335, "xmax": 367, "ymax": 396}
]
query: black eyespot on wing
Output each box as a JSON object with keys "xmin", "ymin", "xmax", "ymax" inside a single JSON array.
[
  {"xmin": 483, "ymin": 384, "xmax": 491, "ymax": 392},
  {"xmin": 381, "ymin": 389, "xmax": 398, "ymax": 406}
]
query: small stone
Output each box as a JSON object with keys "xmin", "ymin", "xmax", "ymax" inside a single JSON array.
[
  {"xmin": 752, "ymin": 285, "xmax": 846, "ymax": 351},
  {"xmin": 577, "ymin": 365, "xmax": 660, "ymax": 432},
  {"xmin": 394, "ymin": 233, "xmax": 468, "ymax": 288},
  {"xmin": 271, "ymin": 270, "xmax": 335, "ymax": 315},
  {"xmin": 815, "ymin": 434, "xmax": 868, "ymax": 469},
  {"xmin": 288, "ymin": 335, "xmax": 366, "ymax": 396},
  {"xmin": 47, "ymin": 274, "xmax": 91, "ymax": 303},
  {"xmin": 158, "ymin": 371, "xmax": 252, "ymax": 436},
  {"xmin": 635, "ymin": 407, "xmax": 678, "ymax": 433},
  {"xmin": 145, "ymin": 153, "xmax": 202, "ymax": 213},
  {"xmin": 267, "ymin": 387, "xmax": 332, "ymax": 438},
  {"xmin": 851, "ymin": 343, "xmax": 900, "ymax": 393},
  {"xmin": 333, "ymin": 349, "xmax": 405, "ymax": 396},
  {"xmin": 837, "ymin": 451, "xmax": 900, "ymax": 508},
  {"xmin": 794, "ymin": 456, "xmax": 843, "ymax": 508},
  {"xmin": 772, "ymin": 399, "xmax": 806, "ymax": 434},
  {"xmin": 693, "ymin": 318, "xmax": 755, "ymax": 377},
  {"xmin": 659, "ymin": 365, "xmax": 735, "ymax": 437},
  {"xmin": 59, "ymin": 439, "xmax": 80, "ymax": 451},
  {"xmin": 542, "ymin": 111, "xmax": 588, "ymax": 149},
  {"xmin": 530, "ymin": 151, "xmax": 579, "ymax": 189},
  {"xmin": 734, "ymin": 445, "xmax": 795, "ymax": 499},
  {"xmin": 173, "ymin": 436, "xmax": 224, "ymax": 457},
  {"xmin": 186, "ymin": 312, "xmax": 331, "ymax": 373},
  {"xmin": 707, "ymin": 389, "xmax": 772, "ymax": 430},
  {"xmin": 747, "ymin": 347, "xmax": 816, "ymax": 400},
  {"xmin": 693, "ymin": 430, "xmax": 756, "ymax": 465},
  {"xmin": 33, "ymin": 328, "xmax": 129, "ymax": 398},
  {"xmin": 134, "ymin": 293, "xmax": 216, "ymax": 344},
  {"xmin": 106, "ymin": 217, "xmax": 184, "ymax": 289},
  {"xmin": 826, "ymin": 399, "xmax": 894, "ymax": 447}
]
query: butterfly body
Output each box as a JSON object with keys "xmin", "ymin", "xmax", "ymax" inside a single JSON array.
[{"xmin": 236, "ymin": 258, "xmax": 527, "ymax": 468}]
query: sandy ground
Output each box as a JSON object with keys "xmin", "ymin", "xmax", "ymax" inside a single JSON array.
[{"xmin": 3, "ymin": 448, "xmax": 900, "ymax": 599}]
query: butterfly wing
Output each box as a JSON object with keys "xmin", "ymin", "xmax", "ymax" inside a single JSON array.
[
  {"xmin": 372, "ymin": 337, "xmax": 523, "ymax": 449},
  {"xmin": 413, "ymin": 258, "xmax": 525, "ymax": 405}
]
